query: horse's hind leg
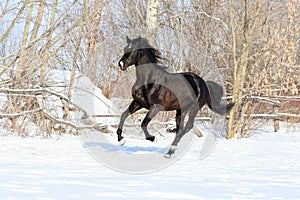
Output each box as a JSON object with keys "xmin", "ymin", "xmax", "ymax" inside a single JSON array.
[
  {"xmin": 165, "ymin": 109, "xmax": 188, "ymax": 158},
  {"xmin": 141, "ymin": 104, "xmax": 161, "ymax": 142},
  {"xmin": 184, "ymin": 99, "xmax": 206, "ymax": 132},
  {"xmin": 184, "ymin": 103, "xmax": 199, "ymax": 133},
  {"xmin": 117, "ymin": 100, "xmax": 142, "ymax": 144}
]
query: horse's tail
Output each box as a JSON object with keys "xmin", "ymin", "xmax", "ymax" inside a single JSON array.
[{"xmin": 206, "ymin": 81, "xmax": 234, "ymax": 115}]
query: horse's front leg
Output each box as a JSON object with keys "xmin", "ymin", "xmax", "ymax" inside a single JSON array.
[
  {"xmin": 164, "ymin": 109, "xmax": 188, "ymax": 158},
  {"xmin": 141, "ymin": 104, "xmax": 162, "ymax": 142},
  {"xmin": 117, "ymin": 100, "xmax": 142, "ymax": 145}
]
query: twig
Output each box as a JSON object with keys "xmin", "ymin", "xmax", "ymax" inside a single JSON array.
[
  {"xmin": 0, "ymin": 108, "xmax": 42, "ymax": 117},
  {"xmin": 276, "ymin": 113, "xmax": 300, "ymax": 118},
  {"xmin": 224, "ymin": 95, "xmax": 281, "ymax": 106},
  {"xmin": 250, "ymin": 96, "xmax": 281, "ymax": 106},
  {"xmin": 92, "ymin": 114, "xmax": 120, "ymax": 117},
  {"xmin": 152, "ymin": 125, "xmax": 166, "ymax": 137},
  {"xmin": 41, "ymin": 110, "xmax": 106, "ymax": 130},
  {"xmin": 0, "ymin": 87, "xmax": 89, "ymax": 119},
  {"xmin": 275, "ymin": 96, "xmax": 300, "ymax": 100},
  {"xmin": 193, "ymin": 126, "xmax": 203, "ymax": 137}
]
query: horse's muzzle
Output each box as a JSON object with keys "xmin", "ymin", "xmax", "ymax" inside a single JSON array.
[{"xmin": 118, "ymin": 60, "xmax": 127, "ymax": 71}]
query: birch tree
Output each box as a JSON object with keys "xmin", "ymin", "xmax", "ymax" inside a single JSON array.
[{"xmin": 146, "ymin": 0, "xmax": 159, "ymax": 42}]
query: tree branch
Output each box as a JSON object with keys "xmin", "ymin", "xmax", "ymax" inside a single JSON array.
[
  {"xmin": 41, "ymin": 110, "xmax": 107, "ymax": 131},
  {"xmin": 0, "ymin": 108, "xmax": 43, "ymax": 117},
  {"xmin": 0, "ymin": 87, "xmax": 89, "ymax": 119}
]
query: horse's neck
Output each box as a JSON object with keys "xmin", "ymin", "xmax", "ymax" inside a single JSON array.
[{"xmin": 135, "ymin": 63, "xmax": 161, "ymax": 84}]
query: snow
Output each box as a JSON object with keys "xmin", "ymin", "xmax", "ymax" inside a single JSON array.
[
  {"xmin": 1, "ymin": 123, "xmax": 300, "ymax": 200},
  {"xmin": 1, "ymin": 70, "xmax": 300, "ymax": 199},
  {"xmin": 45, "ymin": 69, "xmax": 118, "ymax": 125}
]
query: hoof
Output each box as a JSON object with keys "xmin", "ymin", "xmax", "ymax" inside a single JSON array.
[
  {"xmin": 118, "ymin": 138, "xmax": 126, "ymax": 146},
  {"xmin": 164, "ymin": 145, "xmax": 177, "ymax": 158},
  {"xmin": 146, "ymin": 136, "xmax": 156, "ymax": 142},
  {"xmin": 164, "ymin": 153, "xmax": 171, "ymax": 159}
]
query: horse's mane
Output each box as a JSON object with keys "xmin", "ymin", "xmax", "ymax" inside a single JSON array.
[
  {"xmin": 133, "ymin": 37, "xmax": 168, "ymax": 71},
  {"xmin": 143, "ymin": 47, "xmax": 162, "ymax": 64}
]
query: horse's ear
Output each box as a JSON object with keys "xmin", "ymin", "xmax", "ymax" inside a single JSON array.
[
  {"xmin": 137, "ymin": 49, "xmax": 144, "ymax": 60},
  {"xmin": 138, "ymin": 36, "xmax": 143, "ymax": 44},
  {"xmin": 126, "ymin": 36, "xmax": 131, "ymax": 43}
]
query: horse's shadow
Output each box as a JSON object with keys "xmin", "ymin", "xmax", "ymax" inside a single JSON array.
[{"xmin": 84, "ymin": 142, "xmax": 168, "ymax": 154}]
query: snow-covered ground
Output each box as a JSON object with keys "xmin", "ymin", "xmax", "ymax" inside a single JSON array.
[
  {"xmin": 1, "ymin": 71, "xmax": 299, "ymax": 199},
  {"xmin": 1, "ymin": 122, "xmax": 300, "ymax": 200}
]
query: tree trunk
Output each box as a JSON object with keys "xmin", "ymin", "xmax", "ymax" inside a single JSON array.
[
  {"xmin": 146, "ymin": 0, "xmax": 159, "ymax": 43},
  {"xmin": 227, "ymin": 0, "xmax": 261, "ymax": 139},
  {"xmin": 64, "ymin": 0, "xmax": 87, "ymax": 120},
  {"xmin": 84, "ymin": 0, "xmax": 104, "ymax": 83},
  {"xmin": 40, "ymin": 0, "xmax": 58, "ymax": 84}
]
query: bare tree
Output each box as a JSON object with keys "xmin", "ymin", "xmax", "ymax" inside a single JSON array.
[{"xmin": 0, "ymin": 0, "xmax": 299, "ymax": 137}]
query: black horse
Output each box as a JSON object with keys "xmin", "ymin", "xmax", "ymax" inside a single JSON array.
[{"xmin": 117, "ymin": 36, "xmax": 234, "ymax": 158}]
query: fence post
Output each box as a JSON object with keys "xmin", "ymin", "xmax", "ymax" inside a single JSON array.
[{"xmin": 274, "ymin": 106, "xmax": 280, "ymax": 132}]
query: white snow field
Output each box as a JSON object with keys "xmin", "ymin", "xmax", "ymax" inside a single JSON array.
[
  {"xmin": 0, "ymin": 122, "xmax": 300, "ymax": 200},
  {"xmin": 1, "ymin": 71, "xmax": 300, "ymax": 199}
]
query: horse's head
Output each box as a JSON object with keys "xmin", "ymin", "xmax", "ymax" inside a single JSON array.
[{"xmin": 118, "ymin": 36, "xmax": 148, "ymax": 71}]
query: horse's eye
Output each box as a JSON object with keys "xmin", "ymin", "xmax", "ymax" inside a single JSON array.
[{"xmin": 124, "ymin": 44, "xmax": 134, "ymax": 52}]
